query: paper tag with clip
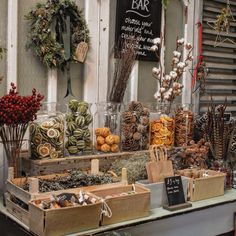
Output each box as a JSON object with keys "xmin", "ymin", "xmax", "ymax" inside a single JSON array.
[{"xmin": 74, "ymin": 42, "xmax": 88, "ymax": 63}]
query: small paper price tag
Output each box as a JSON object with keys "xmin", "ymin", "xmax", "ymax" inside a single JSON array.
[{"xmin": 74, "ymin": 42, "xmax": 88, "ymax": 63}]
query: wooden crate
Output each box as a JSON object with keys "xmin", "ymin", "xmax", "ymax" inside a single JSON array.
[
  {"xmin": 185, "ymin": 169, "xmax": 225, "ymax": 202},
  {"xmin": 90, "ymin": 184, "xmax": 150, "ymax": 226},
  {"xmin": 29, "ymin": 193, "xmax": 102, "ymax": 236},
  {"xmin": 6, "ymin": 173, "xmax": 122, "ymax": 204},
  {"xmin": 21, "ymin": 151, "xmax": 149, "ymax": 176},
  {"xmin": 5, "ymin": 193, "xmax": 29, "ymax": 227}
]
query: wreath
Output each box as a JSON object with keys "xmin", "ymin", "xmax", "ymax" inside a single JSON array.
[{"xmin": 25, "ymin": 0, "xmax": 89, "ymax": 70}]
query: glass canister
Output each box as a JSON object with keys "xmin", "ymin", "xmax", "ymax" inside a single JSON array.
[
  {"xmin": 65, "ymin": 99, "xmax": 93, "ymax": 155},
  {"xmin": 121, "ymin": 101, "xmax": 150, "ymax": 151},
  {"xmin": 174, "ymin": 104, "xmax": 194, "ymax": 147},
  {"xmin": 30, "ymin": 103, "xmax": 64, "ymax": 159},
  {"xmin": 94, "ymin": 102, "xmax": 121, "ymax": 153},
  {"xmin": 149, "ymin": 102, "xmax": 175, "ymax": 149}
]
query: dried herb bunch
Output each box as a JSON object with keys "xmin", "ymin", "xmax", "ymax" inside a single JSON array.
[
  {"xmin": 109, "ymin": 36, "xmax": 138, "ymax": 103},
  {"xmin": 110, "ymin": 152, "xmax": 149, "ymax": 183},
  {"xmin": 198, "ymin": 100, "xmax": 235, "ymax": 161},
  {"xmin": 22, "ymin": 171, "xmax": 115, "ymax": 193}
]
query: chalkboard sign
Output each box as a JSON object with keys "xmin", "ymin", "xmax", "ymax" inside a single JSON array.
[
  {"xmin": 115, "ymin": 0, "xmax": 162, "ymax": 61},
  {"xmin": 164, "ymin": 176, "xmax": 185, "ymax": 206}
]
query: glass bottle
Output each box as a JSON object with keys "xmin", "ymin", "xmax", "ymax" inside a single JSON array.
[
  {"xmin": 174, "ymin": 103, "xmax": 194, "ymax": 147},
  {"xmin": 65, "ymin": 100, "xmax": 93, "ymax": 156},
  {"xmin": 121, "ymin": 101, "xmax": 150, "ymax": 151},
  {"xmin": 94, "ymin": 102, "xmax": 121, "ymax": 153},
  {"xmin": 149, "ymin": 102, "xmax": 175, "ymax": 149},
  {"xmin": 29, "ymin": 102, "xmax": 64, "ymax": 159}
]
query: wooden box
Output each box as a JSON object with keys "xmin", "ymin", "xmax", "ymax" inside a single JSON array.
[
  {"xmin": 184, "ymin": 169, "xmax": 225, "ymax": 202},
  {"xmin": 5, "ymin": 193, "xmax": 29, "ymax": 227},
  {"xmin": 137, "ymin": 176, "xmax": 189, "ymax": 209},
  {"xmin": 90, "ymin": 184, "xmax": 150, "ymax": 226},
  {"xmin": 29, "ymin": 193, "xmax": 102, "ymax": 236}
]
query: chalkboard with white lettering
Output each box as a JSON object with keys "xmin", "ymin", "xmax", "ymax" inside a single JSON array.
[
  {"xmin": 115, "ymin": 0, "xmax": 162, "ymax": 61},
  {"xmin": 164, "ymin": 176, "xmax": 185, "ymax": 206}
]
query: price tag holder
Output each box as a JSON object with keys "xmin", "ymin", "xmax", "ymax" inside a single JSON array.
[{"xmin": 163, "ymin": 176, "xmax": 192, "ymax": 211}]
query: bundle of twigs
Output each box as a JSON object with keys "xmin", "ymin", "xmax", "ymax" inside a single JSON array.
[
  {"xmin": 201, "ymin": 99, "xmax": 235, "ymax": 161},
  {"xmin": 108, "ymin": 37, "xmax": 138, "ymax": 103}
]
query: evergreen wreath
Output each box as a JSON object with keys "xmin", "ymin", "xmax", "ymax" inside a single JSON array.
[{"xmin": 25, "ymin": 0, "xmax": 89, "ymax": 70}]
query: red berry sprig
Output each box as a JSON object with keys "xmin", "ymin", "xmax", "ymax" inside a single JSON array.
[{"xmin": 0, "ymin": 83, "xmax": 44, "ymax": 126}]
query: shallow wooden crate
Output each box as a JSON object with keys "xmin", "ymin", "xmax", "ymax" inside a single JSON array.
[
  {"xmin": 5, "ymin": 193, "xmax": 29, "ymax": 227},
  {"xmin": 29, "ymin": 193, "xmax": 102, "ymax": 236},
  {"xmin": 6, "ymin": 173, "xmax": 122, "ymax": 204},
  {"xmin": 185, "ymin": 169, "xmax": 225, "ymax": 202},
  {"xmin": 90, "ymin": 184, "xmax": 150, "ymax": 226},
  {"xmin": 21, "ymin": 151, "xmax": 149, "ymax": 176}
]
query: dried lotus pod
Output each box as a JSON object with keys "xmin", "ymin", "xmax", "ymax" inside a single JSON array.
[
  {"xmin": 100, "ymin": 143, "xmax": 111, "ymax": 152},
  {"xmin": 105, "ymin": 134, "xmax": 115, "ymax": 145},
  {"xmin": 97, "ymin": 136, "xmax": 105, "ymax": 145},
  {"xmin": 68, "ymin": 99, "xmax": 79, "ymax": 112}
]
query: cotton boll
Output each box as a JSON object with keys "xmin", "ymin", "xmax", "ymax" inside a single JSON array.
[
  {"xmin": 169, "ymin": 71, "xmax": 177, "ymax": 79},
  {"xmin": 177, "ymin": 38, "xmax": 185, "ymax": 45},
  {"xmin": 177, "ymin": 62, "xmax": 186, "ymax": 69},
  {"xmin": 150, "ymin": 45, "xmax": 158, "ymax": 52},
  {"xmin": 172, "ymin": 57, "xmax": 179, "ymax": 64},
  {"xmin": 154, "ymin": 91, "xmax": 161, "ymax": 99},
  {"xmin": 173, "ymin": 51, "xmax": 181, "ymax": 58},
  {"xmin": 152, "ymin": 67, "xmax": 160, "ymax": 79},
  {"xmin": 165, "ymin": 75, "xmax": 171, "ymax": 81},
  {"xmin": 160, "ymin": 87, "xmax": 166, "ymax": 93},
  {"xmin": 185, "ymin": 43, "xmax": 192, "ymax": 50},
  {"xmin": 153, "ymin": 37, "xmax": 161, "ymax": 45}
]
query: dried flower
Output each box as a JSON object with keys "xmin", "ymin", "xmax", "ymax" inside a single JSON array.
[{"xmin": 177, "ymin": 38, "xmax": 184, "ymax": 45}]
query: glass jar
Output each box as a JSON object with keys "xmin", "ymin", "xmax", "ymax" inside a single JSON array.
[
  {"xmin": 65, "ymin": 100, "xmax": 93, "ymax": 156},
  {"xmin": 94, "ymin": 102, "xmax": 121, "ymax": 153},
  {"xmin": 30, "ymin": 103, "xmax": 64, "ymax": 159},
  {"xmin": 149, "ymin": 102, "xmax": 175, "ymax": 149},
  {"xmin": 174, "ymin": 104, "xmax": 194, "ymax": 147},
  {"xmin": 121, "ymin": 101, "xmax": 150, "ymax": 151}
]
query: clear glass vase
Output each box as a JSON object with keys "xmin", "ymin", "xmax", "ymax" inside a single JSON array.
[
  {"xmin": 174, "ymin": 103, "xmax": 194, "ymax": 147},
  {"xmin": 121, "ymin": 101, "xmax": 150, "ymax": 151},
  {"xmin": 94, "ymin": 102, "xmax": 121, "ymax": 153},
  {"xmin": 65, "ymin": 100, "xmax": 93, "ymax": 156},
  {"xmin": 30, "ymin": 103, "xmax": 64, "ymax": 159},
  {"xmin": 149, "ymin": 102, "xmax": 175, "ymax": 149}
]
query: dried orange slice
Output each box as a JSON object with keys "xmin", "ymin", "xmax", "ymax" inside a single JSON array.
[
  {"xmin": 38, "ymin": 146, "xmax": 50, "ymax": 157},
  {"xmin": 47, "ymin": 128, "xmax": 57, "ymax": 138},
  {"xmin": 50, "ymin": 150, "xmax": 58, "ymax": 159}
]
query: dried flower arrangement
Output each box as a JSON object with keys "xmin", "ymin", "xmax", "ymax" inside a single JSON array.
[
  {"xmin": 0, "ymin": 83, "xmax": 44, "ymax": 176},
  {"xmin": 151, "ymin": 37, "xmax": 193, "ymax": 103},
  {"xmin": 108, "ymin": 36, "xmax": 138, "ymax": 103}
]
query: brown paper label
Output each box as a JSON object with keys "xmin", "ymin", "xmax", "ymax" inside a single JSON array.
[{"xmin": 74, "ymin": 42, "xmax": 88, "ymax": 63}]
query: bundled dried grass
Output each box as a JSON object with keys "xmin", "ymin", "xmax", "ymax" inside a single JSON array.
[{"xmin": 108, "ymin": 37, "xmax": 138, "ymax": 103}]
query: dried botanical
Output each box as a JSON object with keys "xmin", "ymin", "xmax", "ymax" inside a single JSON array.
[{"xmin": 108, "ymin": 36, "xmax": 138, "ymax": 103}]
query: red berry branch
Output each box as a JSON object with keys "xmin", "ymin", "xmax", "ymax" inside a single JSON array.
[{"xmin": 0, "ymin": 83, "xmax": 44, "ymax": 176}]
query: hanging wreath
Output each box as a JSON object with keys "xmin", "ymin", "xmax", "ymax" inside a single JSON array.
[{"xmin": 25, "ymin": 0, "xmax": 89, "ymax": 70}]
